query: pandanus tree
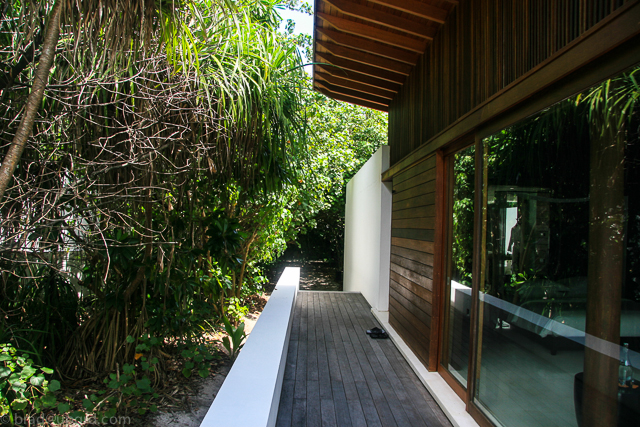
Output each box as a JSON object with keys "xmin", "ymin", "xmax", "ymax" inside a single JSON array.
[
  {"xmin": 0, "ymin": 0, "xmax": 196, "ymax": 201},
  {"xmin": 0, "ymin": 0, "xmax": 310, "ymax": 378}
]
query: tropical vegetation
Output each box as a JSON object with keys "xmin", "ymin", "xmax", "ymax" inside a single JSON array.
[{"xmin": 0, "ymin": 0, "xmax": 386, "ymax": 423}]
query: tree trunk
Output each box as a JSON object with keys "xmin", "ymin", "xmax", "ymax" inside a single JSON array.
[
  {"xmin": 0, "ymin": 0, "xmax": 62, "ymax": 202},
  {"xmin": 583, "ymin": 95, "xmax": 625, "ymax": 427}
]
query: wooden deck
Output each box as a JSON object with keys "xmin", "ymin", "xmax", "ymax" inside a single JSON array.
[{"xmin": 276, "ymin": 291, "xmax": 453, "ymax": 427}]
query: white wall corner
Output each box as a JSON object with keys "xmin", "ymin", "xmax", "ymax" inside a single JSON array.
[{"xmin": 344, "ymin": 145, "xmax": 391, "ymax": 312}]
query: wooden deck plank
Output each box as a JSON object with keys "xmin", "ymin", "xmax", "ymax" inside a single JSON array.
[
  {"xmin": 343, "ymin": 295, "xmax": 422, "ymax": 427},
  {"xmin": 277, "ymin": 379, "xmax": 295, "ymax": 427},
  {"xmin": 277, "ymin": 291, "xmax": 453, "ymax": 427},
  {"xmin": 347, "ymin": 399, "xmax": 370, "ymax": 427},
  {"xmin": 321, "ymin": 399, "xmax": 338, "ymax": 427},
  {"xmin": 307, "ymin": 380, "xmax": 322, "ymax": 427},
  {"xmin": 293, "ymin": 398, "xmax": 307, "ymax": 427}
]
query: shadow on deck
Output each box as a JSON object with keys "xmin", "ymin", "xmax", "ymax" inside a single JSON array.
[{"xmin": 276, "ymin": 291, "xmax": 453, "ymax": 427}]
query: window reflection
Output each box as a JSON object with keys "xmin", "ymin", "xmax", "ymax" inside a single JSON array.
[
  {"xmin": 475, "ymin": 67, "xmax": 640, "ymax": 427},
  {"xmin": 442, "ymin": 145, "xmax": 475, "ymax": 388}
]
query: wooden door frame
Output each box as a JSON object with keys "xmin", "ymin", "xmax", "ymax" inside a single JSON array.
[{"xmin": 434, "ymin": 135, "xmax": 475, "ymax": 402}]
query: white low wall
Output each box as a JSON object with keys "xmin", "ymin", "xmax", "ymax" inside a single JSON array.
[
  {"xmin": 343, "ymin": 146, "xmax": 392, "ymax": 312},
  {"xmin": 200, "ymin": 267, "xmax": 300, "ymax": 427}
]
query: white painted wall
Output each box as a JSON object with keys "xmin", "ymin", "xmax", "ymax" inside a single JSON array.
[
  {"xmin": 343, "ymin": 145, "xmax": 392, "ymax": 312},
  {"xmin": 200, "ymin": 267, "xmax": 299, "ymax": 427}
]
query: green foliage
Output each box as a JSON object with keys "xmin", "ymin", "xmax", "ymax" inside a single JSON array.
[
  {"xmin": 0, "ymin": 343, "xmax": 60, "ymax": 424},
  {"xmin": 179, "ymin": 343, "xmax": 218, "ymax": 379},
  {"xmin": 221, "ymin": 316, "xmax": 247, "ymax": 360},
  {"xmin": 451, "ymin": 147, "xmax": 475, "ymax": 285}
]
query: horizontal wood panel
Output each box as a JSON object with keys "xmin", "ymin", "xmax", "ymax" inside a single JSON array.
[
  {"xmin": 391, "ymin": 237, "xmax": 434, "ymax": 253},
  {"xmin": 393, "ymin": 180, "xmax": 436, "ymax": 203},
  {"xmin": 393, "ymin": 155, "xmax": 436, "ymax": 185},
  {"xmin": 390, "ymin": 261, "xmax": 433, "ymax": 291},
  {"xmin": 392, "ymin": 192, "xmax": 435, "ymax": 210},
  {"xmin": 389, "ymin": 270, "xmax": 431, "ymax": 301},
  {"xmin": 390, "ymin": 285, "xmax": 432, "ymax": 324},
  {"xmin": 392, "ymin": 182, "xmax": 433, "ymax": 202},
  {"xmin": 389, "ymin": 309, "xmax": 430, "ymax": 366},
  {"xmin": 391, "ymin": 216, "xmax": 435, "ymax": 230},
  {"xmin": 390, "ymin": 278, "xmax": 433, "ymax": 315},
  {"xmin": 391, "ymin": 245, "xmax": 434, "ymax": 267},
  {"xmin": 391, "ymin": 253, "xmax": 433, "ymax": 279},
  {"xmin": 393, "ymin": 168, "xmax": 436, "ymax": 193},
  {"xmin": 391, "ymin": 228, "xmax": 434, "ymax": 241},
  {"xmin": 392, "ymin": 205, "xmax": 436, "ymax": 219},
  {"xmin": 389, "ymin": 297, "xmax": 431, "ymax": 344}
]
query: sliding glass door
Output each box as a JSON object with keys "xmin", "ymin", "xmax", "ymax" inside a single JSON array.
[{"xmin": 469, "ymin": 66, "xmax": 640, "ymax": 427}]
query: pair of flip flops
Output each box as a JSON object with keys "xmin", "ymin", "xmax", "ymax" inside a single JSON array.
[{"xmin": 366, "ymin": 327, "xmax": 388, "ymax": 339}]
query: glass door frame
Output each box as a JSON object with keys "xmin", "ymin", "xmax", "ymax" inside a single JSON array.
[{"xmin": 435, "ymin": 135, "xmax": 484, "ymax": 405}]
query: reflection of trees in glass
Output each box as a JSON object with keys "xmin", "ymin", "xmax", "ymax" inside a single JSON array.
[
  {"xmin": 482, "ymin": 66, "xmax": 640, "ymax": 301},
  {"xmin": 452, "ymin": 147, "xmax": 475, "ymax": 285}
]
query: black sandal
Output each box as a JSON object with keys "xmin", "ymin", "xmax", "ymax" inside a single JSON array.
[
  {"xmin": 370, "ymin": 331, "xmax": 388, "ymax": 339},
  {"xmin": 367, "ymin": 327, "xmax": 383, "ymax": 335}
]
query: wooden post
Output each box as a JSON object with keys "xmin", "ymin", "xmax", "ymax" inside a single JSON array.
[{"xmin": 583, "ymin": 93, "xmax": 625, "ymax": 427}]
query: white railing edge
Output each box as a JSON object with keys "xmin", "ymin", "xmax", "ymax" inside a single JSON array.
[{"xmin": 200, "ymin": 267, "xmax": 300, "ymax": 427}]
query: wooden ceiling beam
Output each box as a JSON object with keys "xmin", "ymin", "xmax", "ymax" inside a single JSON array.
[
  {"xmin": 317, "ymin": 12, "xmax": 427, "ymax": 53},
  {"xmin": 317, "ymin": 40, "xmax": 413, "ymax": 75},
  {"xmin": 367, "ymin": 0, "xmax": 448, "ymax": 24},
  {"xmin": 316, "ymin": 26, "xmax": 419, "ymax": 65},
  {"xmin": 315, "ymin": 71, "xmax": 396, "ymax": 99},
  {"xmin": 315, "ymin": 80, "xmax": 390, "ymax": 107},
  {"xmin": 325, "ymin": 0, "xmax": 436, "ymax": 39},
  {"xmin": 315, "ymin": 65, "xmax": 401, "ymax": 92},
  {"xmin": 316, "ymin": 86, "xmax": 389, "ymax": 112},
  {"xmin": 315, "ymin": 51, "xmax": 406, "ymax": 84}
]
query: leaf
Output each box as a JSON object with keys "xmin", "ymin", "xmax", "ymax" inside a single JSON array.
[
  {"xmin": 182, "ymin": 368, "xmax": 192, "ymax": 378},
  {"xmin": 134, "ymin": 353, "xmax": 144, "ymax": 360},
  {"xmin": 48, "ymin": 379, "xmax": 61, "ymax": 392},
  {"xmin": 58, "ymin": 402, "xmax": 71, "ymax": 413},
  {"xmin": 136, "ymin": 378, "xmax": 151, "ymax": 392},
  {"xmin": 30, "ymin": 374, "xmax": 45, "ymax": 386},
  {"xmin": 41, "ymin": 367, "xmax": 54, "ymax": 374},
  {"xmin": 11, "ymin": 399, "xmax": 28, "ymax": 411},
  {"xmin": 20, "ymin": 365, "xmax": 37, "ymax": 379},
  {"xmin": 82, "ymin": 398, "xmax": 95, "ymax": 411},
  {"xmin": 126, "ymin": 335, "xmax": 136, "ymax": 343},
  {"xmin": 41, "ymin": 393, "xmax": 57, "ymax": 407},
  {"xmin": 70, "ymin": 411, "xmax": 86, "ymax": 422},
  {"xmin": 198, "ymin": 368, "xmax": 209, "ymax": 378},
  {"xmin": 0, "ymin": 366, "xmax": 11, "ymax": 378}
]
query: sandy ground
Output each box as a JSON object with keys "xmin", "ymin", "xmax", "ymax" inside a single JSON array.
[{"xmin": 149, "ymin": 311, "xmax": 262, "ymax": 427}]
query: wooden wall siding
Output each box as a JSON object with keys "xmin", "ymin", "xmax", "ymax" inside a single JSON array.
[
  {"xmin": 388, "ymin": 0, "xmax": 630, "ymax": 165},
  {"xmin": 389, "ymin": 155, "xmax": 437, "ymax": 367}
]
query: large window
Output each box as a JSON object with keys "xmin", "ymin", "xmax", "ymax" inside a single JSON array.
[{"xmin": 471, "ymin": 66, "xmax": 640, "ymax": 427}]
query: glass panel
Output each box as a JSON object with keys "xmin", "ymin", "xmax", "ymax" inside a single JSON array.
[
  {"xmin": 475, "ymin": 66, "xmax": 640, "ymax": 427},
  {"xmin": 441, "ymin": 145, "xmax": 475, "ymax": 388}
]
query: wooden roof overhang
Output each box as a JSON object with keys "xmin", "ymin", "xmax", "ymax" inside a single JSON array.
[{"xmin": 312, "ymin": 0, "xmax": 457, "ymax": 111}]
